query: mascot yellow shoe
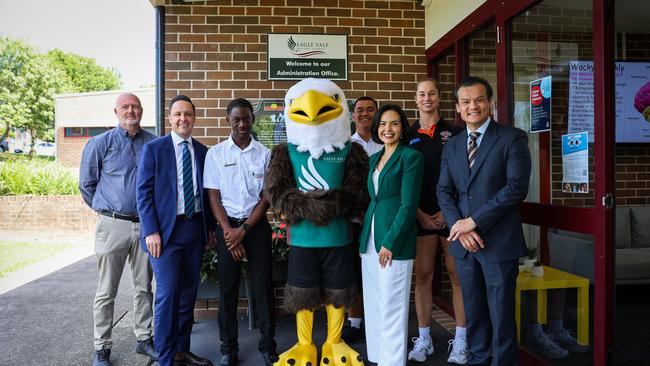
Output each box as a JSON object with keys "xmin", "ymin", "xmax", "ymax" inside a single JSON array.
[
  {"xmin": 266, "ymin": 78, "xmax": 369, "ymax": 366},
  {"xmin": 320, "ymin": 305, "xmax": 363, "ymax": 366}
]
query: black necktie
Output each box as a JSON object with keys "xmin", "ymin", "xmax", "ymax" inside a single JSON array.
[{"xmin": 468, "ymin": 132, "xmax": 481, "ymax": 169}]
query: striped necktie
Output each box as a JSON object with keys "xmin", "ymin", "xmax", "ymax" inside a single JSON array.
[
  {"xmin": 468, "ymin": 132, "xmax": 481, "ymax": 169},
  {"xmin": 181, "ymin": 140, "xmax": 195, "ymax": 218}
]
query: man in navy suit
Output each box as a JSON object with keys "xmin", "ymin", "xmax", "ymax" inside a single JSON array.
[
  {"xmin": 137, "ymin": 95, "xmax": 215, "ymax": 366},
  {"xmin": 437, "ymin": 77, "xmax": 531, "ymax": 365}
]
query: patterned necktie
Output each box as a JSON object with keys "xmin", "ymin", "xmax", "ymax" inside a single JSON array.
[
  {"xmin": 181, "ymin": 140, "xmax": 195, "ymax": 218},
  {"xmin": 468, "ymin": 131, "xmax": 481, "ymax": 169}
]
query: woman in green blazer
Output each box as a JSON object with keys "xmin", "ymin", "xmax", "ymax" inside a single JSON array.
[{"xmin": 359, "ymin": 104, "xmax": 424, "ymax": 366}]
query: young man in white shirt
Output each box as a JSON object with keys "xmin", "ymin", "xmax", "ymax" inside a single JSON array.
[
  {"xmin": 204, "ymin": 98, "xmax": 277, "ymax": 366},
  {"xmin": 343, "ymin": 96, "xmax": 382, "ymax": 343}
]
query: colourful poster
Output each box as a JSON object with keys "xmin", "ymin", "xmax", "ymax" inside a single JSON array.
[
  {"xmin": 251, "ymin": 99, "xmax": 286, "ymax": 149},
  {"xmin": 530, "ymin": 76, "xmax": 552, "ymax": 133},
  {"xmin": 561, "ymin": 132, "xmax": 589, "ymax": 194},
  {"xmin": 568, "ymin": 60, "xmax": 650, "ymax": 143}
]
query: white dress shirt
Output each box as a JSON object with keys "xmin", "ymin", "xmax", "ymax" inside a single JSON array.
[
  {"xmin": 466, "ymin": 117, "xmax": 491, "ymax": 149},
  {"xmin": 171, "ymin": 131, "xmax": 200, "ymax": 215},
  {"xmin": 203, "ymin": 135, "xmax": 271, "ymax": 219},
  {"xmin": 352, "ymin": 132, "xmax": 383, "ymax": 157}
]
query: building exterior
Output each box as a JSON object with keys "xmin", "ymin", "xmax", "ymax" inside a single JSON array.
[
  {"xmin": 146, "ymin": 1, "xmax": 649, "ymax": 365},
  {"xmin": 54, "ymin": 88, "xmax": 155, "ymax": 167}
]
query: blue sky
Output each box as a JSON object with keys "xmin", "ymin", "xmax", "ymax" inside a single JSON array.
[{"xmin": 0, "ymin": 0, "xmax": 156, "ymax": 90}]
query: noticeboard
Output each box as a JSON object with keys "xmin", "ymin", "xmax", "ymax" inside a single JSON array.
[{"xmin": 267, "ymin": 33, "xmax": 347, "ymax": 80}]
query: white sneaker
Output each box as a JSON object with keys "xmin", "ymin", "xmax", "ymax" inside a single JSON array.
[
  {"xmin": 408, "ymin": 336, "xmax": 434, "ymax": 362},
  {"xmin": 447, "ymin": 338, "xmax": 469, "ymax": 364}
]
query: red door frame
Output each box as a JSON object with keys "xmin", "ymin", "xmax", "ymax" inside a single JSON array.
[{"xmin": 425, "ymin": 0, "xmax": 615, "ymax": 365}]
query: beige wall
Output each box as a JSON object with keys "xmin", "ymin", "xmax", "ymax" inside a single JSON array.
[
  {"xmin": 55, "ymin": 88, "xmax": 155, "ymax": 129},
  {"xmin": 424, "ymin": 0, "xmax": 486, "ymax": 49}
]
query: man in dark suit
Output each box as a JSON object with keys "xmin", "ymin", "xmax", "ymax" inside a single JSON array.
[
  {"xmin": 137, "ymin": 95, "xmax": 215, "ymax": 366},
  {"xmin": 437, "ymin": 77, "xmax": 531, "ymax": 365}
]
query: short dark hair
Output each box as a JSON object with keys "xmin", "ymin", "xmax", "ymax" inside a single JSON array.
[
  {"xmin": 226, "ymin": 97, "xmax": 254, "ymax": 116},
  {"xmin": 169, "ymin": 94, "xmax": 195, "ymax": 112},
  {"xmin": 454, "ymin": 76, "xmax": 493, "ymax": 102},
  {"xmin": 352, "ymin": 96, "xmax": 378, "ymax": 111},
  {"xmin": 370, "ymin": 104, "xmax": 410, "ymax": 145}
]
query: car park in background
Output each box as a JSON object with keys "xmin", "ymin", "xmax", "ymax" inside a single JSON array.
[{"xmin": 33, "ymin": 142, "xmax": 56, "ymax": 157}]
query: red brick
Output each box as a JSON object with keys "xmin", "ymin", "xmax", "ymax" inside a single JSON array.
[
  {"xmin": 219, "ymin": 7, "xmax": 245, "ymax": 15},
  {"xmin": 327, "ymin": 8, "xmax": 351, "ymax": 17},
  {"xmin": 179, "ymin": 15, "xmax": 205, "ymax": 24},
  {"xmin": 338, "ymin": 18, "xmax": 362, "ymax": 26},
  {"xmin": 314, "ymin": 17, "xmax": 338, "ymax": 26},
  {"xmin": 390, "ymin": 1, "xmax": 415, "ymax": 10},
  {"xmin": 301, "ymin": 8, "xmax": 324, "ymax": 16},
  {"xmin": 192, "ymin": 24, "xmax": 219, "ymax": 33},
  {"xmin": 205, "ymin": 52, "xmax": 233, "ymax": 61},
  {"xmin": 220, "ymin": 43, "xmax": 246, "ymax": 52},
  {"xmin": 339, "ymin": 0, "xmax": 363, "ymax": 8},
  {"xmin": 233, "ymin": 53, "xmax": 259, "ymax": 61},
  {"xmin": 206, "ymin": 15, "xmax": 233, "ymax": 24},
  {"xmin": 260, "ymin": 0, "xmax": 286, "ymax": 6},
  {"xmin": 325, "ymin": 26, "xmax": 351, "ymax": 34},
  {"xmin": 272, "ymin": 25, "xmax": 300, "ymax": 32},
  {"xmin": 274, "ymin": 7, "xmax": 298, "ymax": 16},
  {"xmin": 247, "ymin": 25, "xmax": 272, "ymax": 33}
]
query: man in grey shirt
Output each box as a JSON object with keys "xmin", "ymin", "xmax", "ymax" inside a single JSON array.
[{"xmin": 79, "ymin": 93, "xmax": 159, "ymax": 366}]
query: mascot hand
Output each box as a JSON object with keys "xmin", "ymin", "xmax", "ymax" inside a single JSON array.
[
  {"xmin": 274, "ymin": 342, "xmax": 317, "ymax": 366},
  {"xmin": 320, "ymin": 341, "xmax": 364, "ymax": 366}
]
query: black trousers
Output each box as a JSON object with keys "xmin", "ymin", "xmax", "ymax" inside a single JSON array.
[{"xmin": 216, "ymin": 217, "xmax": 276, "ymax": 355}]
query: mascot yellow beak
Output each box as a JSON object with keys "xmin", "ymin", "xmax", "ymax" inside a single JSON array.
[{"xmin": 288, "ymin": 90, "xmax": 343, "ymax": 126}]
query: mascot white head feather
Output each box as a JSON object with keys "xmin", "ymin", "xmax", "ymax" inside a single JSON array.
[{"xmin": 284, "ymin": 78, "xmax": 351, "ymax": 159}]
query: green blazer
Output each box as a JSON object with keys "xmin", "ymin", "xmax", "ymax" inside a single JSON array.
[{"xmin": 359, "ymin": 144, "xmax": 424, "ymax": 260}]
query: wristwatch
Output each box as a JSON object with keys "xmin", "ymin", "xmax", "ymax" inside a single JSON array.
[{"xmin": 241, "ymin": 223, "xmax": 250, "ymax": 233}]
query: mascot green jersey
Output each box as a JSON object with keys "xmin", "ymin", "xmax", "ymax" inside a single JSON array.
[{"xmin": 265, "ymin": 78, "xmax": 369, "ymax": 366}]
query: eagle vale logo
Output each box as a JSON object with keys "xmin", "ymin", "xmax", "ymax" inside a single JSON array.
[
  {"xmin": 297, "ymin": 157, "xmax": 329, "ymax": 191},
  {"xmin": 287, "ymin": 36, "xmax": 328, "ymax": 58}
]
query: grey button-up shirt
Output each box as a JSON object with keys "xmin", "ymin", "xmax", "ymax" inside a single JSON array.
[{"xmin": 79, "ymin": 125, "xmax": 157, "ymax": 216}]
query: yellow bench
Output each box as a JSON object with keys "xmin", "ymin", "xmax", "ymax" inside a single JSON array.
[{"xmin": 515, "ymin": 265, "xmax": 590, "ymax": 345}]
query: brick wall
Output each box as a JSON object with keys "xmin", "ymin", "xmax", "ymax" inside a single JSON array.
[
  {"xmin": 56, "ymin": 128, "xmax": 90, "ymax": 168},
  {"xmin": 0, "ymin": 195, "xmax": 96, "ymax": 233},
  {"xmin": 163, "ymin": 0, "xmax": 426, "ymax": 144}
]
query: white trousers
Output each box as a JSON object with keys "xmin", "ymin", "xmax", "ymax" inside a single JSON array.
[{"xmin": 361, "ymin": 240, "xmax": 413, "ymax": 366}]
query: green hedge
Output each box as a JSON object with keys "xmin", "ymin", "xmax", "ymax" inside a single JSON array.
[{"xmin": 0, "ymin": 155, "xmax": 79, "ymax": 195}]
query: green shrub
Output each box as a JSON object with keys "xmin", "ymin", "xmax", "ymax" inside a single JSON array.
[{"xmin": 0, "ymin": 156, "xmax": 79, "ymax": 195}]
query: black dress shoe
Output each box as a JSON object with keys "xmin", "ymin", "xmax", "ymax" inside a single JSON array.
[
  {"xmin": 261, "ymin": 351, "xmax": 278, "ymax": 366},
  {"xmin": 175, "ymin": 351, "xmax": 213, "ymax": 366},
  {"xmin": 342, "ymin": 320, "xmax": 365, "ymax": 343},
  {"xmin": 218, "ymin": 353, "xmax": 238, "ymax": 366},
  {"xmin": 136, "ymin": 338, "xmax": 160, "ymax": 361}
]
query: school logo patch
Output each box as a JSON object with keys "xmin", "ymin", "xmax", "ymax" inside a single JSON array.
[{"xmin": 440, "ymin": 130, "xmax": 452, "ymax": 144}]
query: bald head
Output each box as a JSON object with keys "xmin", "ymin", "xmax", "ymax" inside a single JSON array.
[{"xmin": 114, "ymin": 93, "xmax": 143, "ymax": 132}]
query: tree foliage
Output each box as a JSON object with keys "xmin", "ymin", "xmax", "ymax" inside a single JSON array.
[
  {"xmin": 0, "ymin": 37, "xmax": 121, "ymax": 144},
  {"xmin": 0, "ymin": 37, "xmax": 70, "ymax": 142},
  {"xmin": 47, "ymin": 49, "xmax": 121, "ymax": 92}
]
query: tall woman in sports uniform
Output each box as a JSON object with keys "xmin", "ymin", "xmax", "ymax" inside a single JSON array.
[{"xmin": 407, "ymin": 79, "xmax": 468, "ymax": 364}]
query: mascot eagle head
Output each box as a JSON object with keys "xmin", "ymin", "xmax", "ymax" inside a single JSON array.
[{"xmin": 284, "ymin": 78, "xmax": 351, "ymax": 159}]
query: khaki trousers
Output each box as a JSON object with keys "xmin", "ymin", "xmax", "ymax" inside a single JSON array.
[{"xmin": 93, "ymin": 215, "xmax": 154, "ymax": 350}]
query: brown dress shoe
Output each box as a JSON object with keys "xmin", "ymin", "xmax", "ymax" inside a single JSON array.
[{"xmin": 174, "ymin": 351, "xmax": 213, "ymax": 366}]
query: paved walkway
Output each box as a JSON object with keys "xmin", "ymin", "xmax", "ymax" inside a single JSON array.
[{"xmin": 0, "ymin": 253, "xmax": 454, "ymax": 366}]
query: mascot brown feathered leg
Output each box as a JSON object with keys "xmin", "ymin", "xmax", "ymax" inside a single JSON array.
[{"xmin": 265, "ymin": 78, "xmax": 369, "ymax": 366}]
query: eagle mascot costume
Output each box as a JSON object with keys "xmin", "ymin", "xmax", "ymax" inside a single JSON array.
[{"xmin": 265, "ymin": 78, "xmax": 369, "ymax": 366}]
